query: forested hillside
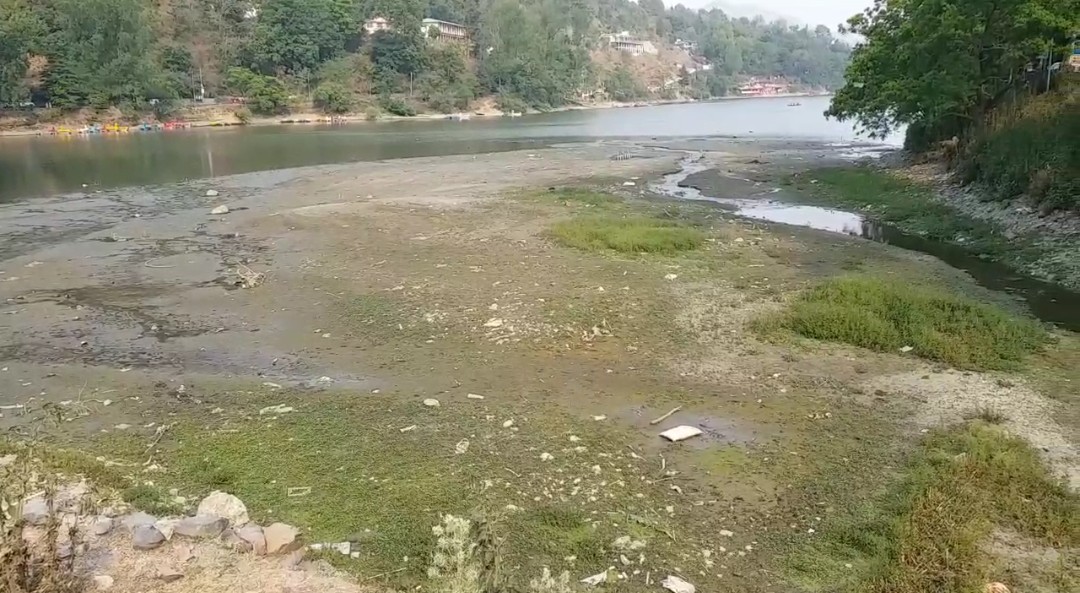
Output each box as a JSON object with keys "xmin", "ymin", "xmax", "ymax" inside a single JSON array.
[
  {"xmin": 827, "ymin": 0, "xmax": 1079, "ymax": 212},
  {"xmin": 0, "ymin": 0, "xmax": 850, "ymax": 118}
]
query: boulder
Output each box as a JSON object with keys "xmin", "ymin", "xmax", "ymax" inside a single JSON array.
[
  {"xmin": 264, "ymin": 522, "xmax": 302, "ymax": 555},
  {"xmin": 197, "ymin": 491, "xmax": 249, "ymax": 526},
  {"xmin": 236, "ymin": 524, "xmax": 267, "ymax": 555},
  {"xmin": 174, "ymin": 515, "xmax": 228, "ymax": 538},
  {"xmin": 21, "ymin": 496, "xmax": 50, "ymax": 526},
  {"xmin": 155, "ymin": 518, "xmax": 181, "ymax": 540},
  {"xmin": 92, "ymin": 517, "xmax": 115, "ymax": 537},
  {"xmin": 221, "ymin": 528, "xmax": 253, "ymax": 553},
  {"xmin": 121, "ymin": 512, "xmax": 157, "ymax": 532},
  {"xmin": 210, "ymin": 205, "xmax": 230, "ymax": 215},
  {"xmin": 132, "ymin": 525, "xmax": 166, "ymax": 550}
]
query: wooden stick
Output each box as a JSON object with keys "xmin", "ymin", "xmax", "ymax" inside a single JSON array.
[{"xmin": 649, "ymin": 406, "xmax": 682, "ymax": 425}]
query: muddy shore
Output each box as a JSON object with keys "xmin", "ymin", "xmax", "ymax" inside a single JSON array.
[{"xmin": 1, "ymin": 140, "xmax": 1076, "ymax": 592}]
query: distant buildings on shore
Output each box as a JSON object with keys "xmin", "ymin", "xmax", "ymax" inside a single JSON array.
[
  {"xmin": 362, "ymin": 17, "xmax": 469, "ymax": 45},
  {"xmin": 605, "ymin": 32, "xmax": 659, "ymax": 56}
]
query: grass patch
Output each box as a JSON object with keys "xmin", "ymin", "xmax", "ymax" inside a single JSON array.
[
  {"xmin": 793, "ymin": 167, "xmax": 1015, "ymax": 259},
  {"xmin": 550, "ymin": 215, "xmax": 704, "ymax": 254},
  {"xmin": 541, "ymin": 187, "xmax": 623, "ymax": 208},
  {"xmin": 786, "ymin": 421, "xmax": 1080, "ymax": 593},
  {"xmin": 756, "ymin": 276, "xmax": 1048, "ymax": 370}
]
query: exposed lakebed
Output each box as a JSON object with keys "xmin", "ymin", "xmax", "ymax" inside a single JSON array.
[{"xmin": 654, "ymin": 156, "xmax": 1080, "ymax": 331}]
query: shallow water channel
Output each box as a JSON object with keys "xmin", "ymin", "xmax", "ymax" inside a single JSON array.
[{"xmin": 655, "ymin": 158, "xmax": 1080, "ymax": 332}]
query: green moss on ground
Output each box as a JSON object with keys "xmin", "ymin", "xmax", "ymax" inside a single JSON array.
[{"xmin": 550, "ymin": 215, "xmax": 705, "ymax": 254}]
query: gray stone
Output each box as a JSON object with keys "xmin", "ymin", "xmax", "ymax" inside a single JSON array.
[
  {"xmin": 264, "ymin": 522, "xmax": 302, "ymax": 555},
  {"xmin": 174, "ymin": 515, "xmax": 228, "ymax": 539},
  {"xmin": 121, "ymin": 512, "xmax": 157, "ymax": 532},
  {"xmin": 92, "ymin": 516, "xmax": 115, "ymax": 536},
  {"xmin": 197, "ymin": 491, "xmax": 249, "ymax": 526},
  {"xmin": 205, "ymin": 189, "xmax": 219, "ymax": 197},
  {"xmin": 21, "ymin": 496, "xmax": 50, "ymax": 526},
  {"xmin": 156, "ymin": 567, "xmax": 184, "ymax": 583},
  {"xmin": 210, "ymin": 205, "xmax": 229, "ymax": 215},
  {"xmin": 91, "ymin": 575, "xmax": 115, "ymax": 590},
  {"xmin": 236, "ymin": 524, "xmax": 267, "ymax": 555},
  {"xmin": 132, "ymin": 525, "xmax": 166, "ymax": 550},
  {"xmin": 221, "ymin": 528, "xmax": 254, "ymax": 553}
]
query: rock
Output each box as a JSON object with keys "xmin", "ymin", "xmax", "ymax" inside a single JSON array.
[
  {"xmin": 156, "ymin": 567, "xmax": 184, "ymax": 583},
  {"xmin": 121, "ymin": 512, "xmax": 158, "ymax": 532},
  {"xmin": 198, "ymin": 491, "xmax": 249, "ymax": 526},
  {"xmin": 661, "ymin": 575, "xmax": 695, "ymax": 593},
  {"xmin": 155, "ymin": 518, "xmax": 181, "ymax": 540},
  {"xmin": 210, "ymin": 205, "xmax": 230, "ymax": 215},
  {"xmin": 205, "ymin": 189, "xmax": 219, "ymax": 197},
  {"xmin": 466, "ymin": 393, "xmax": 485, "ymax": 400},
  {"xmin": 236, "ymin": 524, "xmax": 267, "ymax": 553},
  {"xmin": 91, "ymin": 575, "xmax": 114, "ymax": 590},
  {"xmin": 664, "ymin": 274, "xmax": 678, "ymax": 281},
  {"xmin": 221, "ymin": 528, "xmax": 254, "ymax": 553},
  {"xmin": 659, "ymin": 425, "xmax": 703, "ymax": 442},
  {"xmin": 455, "ymin": 439, "xmax": 470, "ymax": 455},
  {"xmin": 264, "ymin": 522, "xmax": 303, "ymax": 555},
  {"xmin": 423, "ymin": 398, "xmax": 440, "ymax": 407},
  {"xmin": 132, "ymin": 525, "xmax": 166, "ymax": 550},
  {"xmin": 580, "ymin": 571, "xmax": 608, "ymax": 586},
  {"xmin": 540, "ymin": 452, "xmax": 554, "ymax": 461},
  {"xmin": 330, "ymin": 541, "xmax": 351, "ymax": 556},
  {"xmin": 718, "ymin": 529, "xmax": 734, "ymax": 537},
  {"xmin": 92, "ymin": 516, "xmax": 115, "ymax": 536},
  {"xmin": 483, "ymin": 318, "xmax": 504, "ymax": 328},
  {"xmin": 174, "ymin": 515, "xmax": 228, "ymax": 538},
  {"xmin": 21, "ymin": 496, "xmax": 50, "ymax": 526},
  {"xmin": 899, "ymin": 345, "xmax": 914, "ymax": 353}
]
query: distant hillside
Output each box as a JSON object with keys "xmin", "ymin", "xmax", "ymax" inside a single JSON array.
[{"xmin": 704, "ymin": 1, "xmax": 800, "ymax": 24}]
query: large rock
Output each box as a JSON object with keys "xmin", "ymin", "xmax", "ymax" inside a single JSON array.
[
  {"xmin": 132, "ymin": 525, "xmax": 166, "ymax": 550},
  {"xmin": 173, "ymin": 515, "xmax": 228, "ymax": 539},
  {"xmin": 236, "ymin": 524, "xmax": 267, "ymax": 555},
  {"xmin": 264, "ymin": 523, "xmax": 302, "ymax": 555},
  {"xmin": 155, "ymin": 518, "xmax": 181, "ymax": 540},
  {"xmin": 91, "ymin": 516, "xmax": 115, "ymax": 537},
  {"xmin": 221, "ymin": 528, "xmax": 254, "ymax": 553},
  {"xmin": 210, "ymin": 205, "xmax": 230, "ymax": 215},
  {"xmin": 197, "ymin": 491, "xmax": 249, "ymax": 526},
  {"xmin": 121, "ymin": 512, "xmax": 157, "ymax": 532},
  {"xmin": 21, "ymin": 496, "xmax": 50, "ymax": 526}
]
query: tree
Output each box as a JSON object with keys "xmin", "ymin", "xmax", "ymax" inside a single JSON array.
[
  {"xmin": 250, "ymin": 0, "xmax": 348, "ymax": 75},
  {"xmin": 0, "ymin": 0, "xmax": 43, "ymax": 104},
  {"xmin": 827, "ymin": 0, "xmax": 1077, "ymax": 140},
  {"xmin": 369, "ymin": 30, "xmax": 424, "ymax": 94}
]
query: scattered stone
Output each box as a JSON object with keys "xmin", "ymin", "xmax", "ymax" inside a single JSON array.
[
  {"xmin": 622, "ymin": 181, "xmax": 636, "ymax": 186},
  {"xmin": 264, "ymin": 522, "xmax": 303, "ymax": 555},
  {"xmin": 455, "ymin": 439, "xmax": 470, "ymax": 455},
  {"xmin": 236, "ymin": 524, "xmax": 267, "ymax": 555},
  {"xmin": 221, "ymin": 528, "xmax": 254, "ymax": 553},
  {"xmin": 155, "ymin": 518, "xmax": 181, "ymax": 540},
  {"xmin": 718, "ymin": 529, "xmax": 734, "ymax": 537},
  {"xmin": 483, "ymin": 318, "xmax": 504, "ymax": 328},
  {"xmin": 91, "ymin": 575, "xmax": 114, "ymax": 590},
  {"xmin": 899, "ymin": 345, "xmax": 914, "ymax": 353},
  {"xmin": 423, "ymin": 398, "xmax": 440, "ymax": 408},
  {"xmin": 121, "ymin": 512, "xmax": 158, "ymax": 532},
  {"xmin": 466, "ymin": 393, "xmax": 485, "ymax": 400},
  {"xmin": 502, "ymin": 419, "xmax": 514, "ymax": 428},
  {"xmin": 660, "ymin": 425, "xmax": 703, "ymax": 442},
  {"xmin": 664, "ymin": 274, "xmax": 678, "ymax": 281},
  {"xmin": 174, "ymin": 515, "xmax": 228, "ymax": 538},
  {"xmin": 198, "ymin": 491, "xmax": 250, "ymax": 526},
  {"xmin": 661, "ymin": 575, "xmax": 695, "ymax": 593},
  {"xmin": 330, "ymin": 541, "xmax": 351, "ymax": 556},
  {"xmin": 259, "ymin": 404, "xmax": 295, "ymax": 415},
  {"xmin": 540, "ymin": 452, "xmax": 554, "ymax": 461},
  {"xmin": 92, "ymin": 516, "xmax": 115, "ymax": 536},
  {"xmin": 156, "ymin": 567, "xmax": 184, "ymax": 583},
  {"xmin": 210, "ymin": 205, "xmax": 229, "ymax": 215},
  {"xmin": 132, "ymin": 524, "xmax": 166, "ymax": 550},
  {"xmin": 205, "ymin": 189, "xmax": 219, "ymax": 197},
  {"xmin": 581, "ymin": 571, "xmax": 608, "ymax": 586},
  {"xmin": 592, "ymin": 415, "xmax": 607, "ymax": 421},
  {"xmin": 21, "ymin": 496, "xmax": 50, "ymax": 526}
]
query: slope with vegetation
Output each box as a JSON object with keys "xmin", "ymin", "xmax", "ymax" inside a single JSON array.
[
  {"xmin": 826, "ymin": 0, "xmax": 1079, "ymax": 213},
  {"xmin": 0, "ymin": 0, "xmax": 851, "ymax": 122}
]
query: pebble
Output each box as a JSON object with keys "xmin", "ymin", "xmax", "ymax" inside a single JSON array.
[{"xmin": 423, "ymin": 398, "xmax": 440, "ymax": 407}]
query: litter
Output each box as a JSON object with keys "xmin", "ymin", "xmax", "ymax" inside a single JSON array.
[
  {"xmin": 287, "ymin": 487, "xmax": 312, "ymax": 497},
  {"xmin": 659, "ymin": 425, "xmax": 702, "ymax": 442}
]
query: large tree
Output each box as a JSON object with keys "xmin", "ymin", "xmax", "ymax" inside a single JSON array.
[
  {"xmin": 827, "ymin": 0, "xmax": 1078, "ymax": 139},
  {"xmin": 250, "ymin": 0, "xmax": 351, "ymax": 75},
  {"xmin": 0, "ymin": 0, "xmax": 43, "ymax": 104}
]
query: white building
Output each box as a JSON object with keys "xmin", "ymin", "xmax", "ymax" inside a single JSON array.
[
  {"xmin": 606, "ymin": 32, "xmax": 658, "ymax": 56},
  {"xmin": 363, "ymin": 17, "xmax": 392, "ymax": 36},
  {"xmin": 422, "ymin": 18, "xmax": 469, "ymax": 43}
]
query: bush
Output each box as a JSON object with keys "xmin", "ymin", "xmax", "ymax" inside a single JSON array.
[
  {"xmin": 313, "ymin": 83, "xmax": 355, "ymax": 114},
  {"xmin": 495, "ymin": 94, "xmax": 528, "ymax": 115},
  {"xmin": 234, "ymin": 107, "xmax": 252, "ymax": 124},
  {"xmin": 549, "ymin": 215, "xmax": 705, "ymax": 254},
  {"xmin": 604, "ymin": 65, "xmax": 647, "ymax": 103},
  {"xmin": 378, "ymin": 96, "xmax": 415, "ymax": 117},
  {"xmin": 248, "ymin": 77, "xmax": 289, "ymax": 115},
  {"xmin": 364, "ymin": 106, "xmax": 379, "ymax": 121},
  {"xmin": 758, "ymin": 276, "xmax": 1048, "ymax": 370}
]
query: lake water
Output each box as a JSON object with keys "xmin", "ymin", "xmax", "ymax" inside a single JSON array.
[{"xmin": 0, "ymin": 96, "xmax": 878, "ymax": 202}]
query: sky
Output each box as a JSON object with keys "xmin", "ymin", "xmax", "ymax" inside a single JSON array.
[{"xmin": 664, "ymin": 1, "xmax": 871, "ymax": 30}]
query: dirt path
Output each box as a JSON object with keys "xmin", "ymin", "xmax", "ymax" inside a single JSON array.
[{"xmin": 1, "ymin": 141, "xmax": 1075, "ymax": 592}]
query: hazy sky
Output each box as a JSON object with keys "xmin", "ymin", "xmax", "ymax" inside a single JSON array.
[{"xmin": 665, "ymin": 1, "xmax": 871, "ymax": 30}]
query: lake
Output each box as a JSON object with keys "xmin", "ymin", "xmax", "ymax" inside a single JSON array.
[{"xmin": 0, "ymin": 96, "xmax": 882, "ymax": 202}]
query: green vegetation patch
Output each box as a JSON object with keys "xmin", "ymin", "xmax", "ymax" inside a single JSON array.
[
  {"xmin": 550, "ymin": 215, "xmax": 705, "ymax": 254},
  {"xmin": 541, "ymin": 188, "xmax": 623, "ymax": 208},
  {"xmin": 792, "ymin": 168, "xmax": 1014, "ymax": 260},
  {"xmin": 758, "ymin": 276, "xmax": 1048, "ymax": 370},
  {"xmin": 786, "ymin": 421, "xmax": 1080, "ymax": 593}
]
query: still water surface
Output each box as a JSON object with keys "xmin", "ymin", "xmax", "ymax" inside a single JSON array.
[{"xmin": 0, "ymin": 96, "xmax": 870, "ymax": 202}]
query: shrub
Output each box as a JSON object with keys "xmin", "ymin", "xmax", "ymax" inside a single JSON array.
[
  {"xmin": 313, "ymin": 82, "xmax": 355, "ymax": 114},
  {"xmin": 550, "ymin": 216, "xmax": 705, "ymax": 254},
  {"xmin": 234, "ymin": 107, "xmax": 252, "ymax": 124},
  {"xmin": 248, "ymin": 76, "xmax": 289, "ymax": 115},
  {"xmin": 495, "ymin": 94, "xmax": 528, "ymax": 115},
  {"xmin": 379, "ymin": 96, "xmax": 415, "ymax": 117},
  {"xmin": 364, "ymin": 106, "xmax": 380, "ymax": 121},
  {"xmin": 758, "ymin": 276, "xmax": 1048, "ymax": 370},
  {"xmin": 604, "ymin": 65, "xmax": 647, "ymax": 102}
]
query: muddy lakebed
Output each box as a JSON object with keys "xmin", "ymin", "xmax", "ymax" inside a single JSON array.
[{"xmin": 1, "ymin": 136, "xmax": 1076, "ymax": 592}]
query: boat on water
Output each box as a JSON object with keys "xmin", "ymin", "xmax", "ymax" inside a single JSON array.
[
  {"xmin": 787, "ymin": 102, "xmax": 802, "ymax": 107},
  {"xmin": 505, "ymin": 111, "xmax": 523, "ymax": 118}
]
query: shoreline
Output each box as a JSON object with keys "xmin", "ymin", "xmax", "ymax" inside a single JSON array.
[{"xmin": 0, "ymin": 92, "xmax": 829, "ymax": 138}]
